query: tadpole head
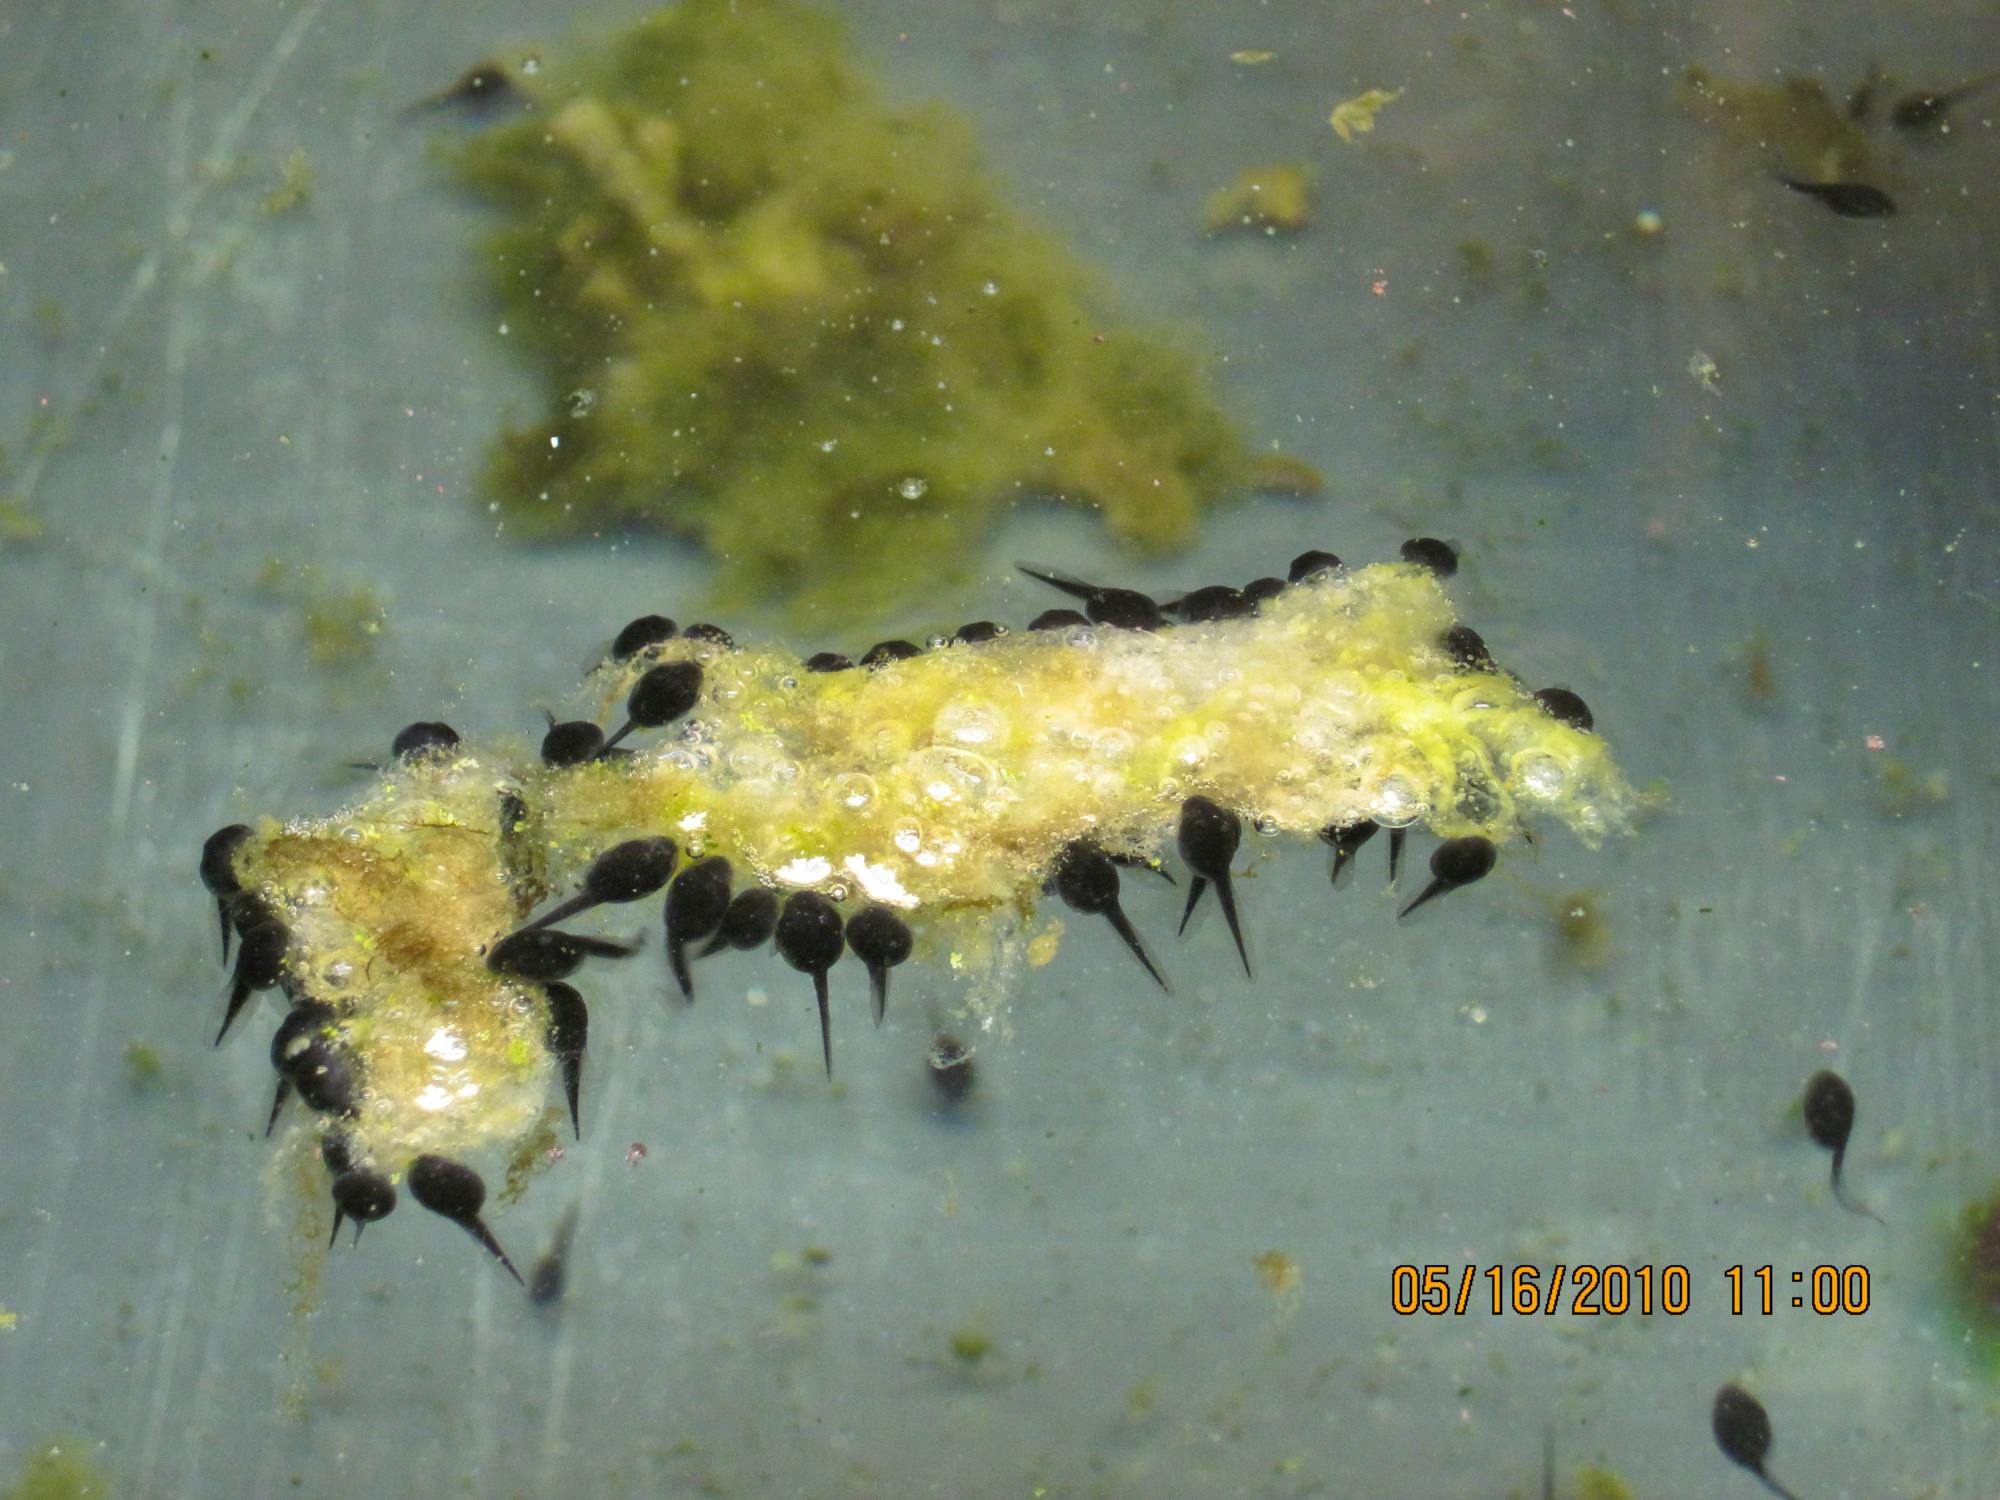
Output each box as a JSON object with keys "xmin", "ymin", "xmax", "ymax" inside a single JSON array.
[
  {"xmin": 390, "ymin": 721, "xmax": 461, "ymax": 762},
  {"xmin": 844, "ymin": 904, "xmax": 913, "ymax": 1026},
  {"xmin": 1400, "ymin": 537, "xmax": 1459, "ymax": 577},
  {"xmin": 611, "ymin": 614, "xmax": 677, "ymax": 660}
]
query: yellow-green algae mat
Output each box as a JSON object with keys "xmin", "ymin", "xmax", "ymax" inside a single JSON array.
[
  {"xmin": 229, "ymin": 559, "xmax": 1633, "ymax": 1198},
  {"xmin": 454, "ymin": 0, "xmax": 1317, "ymax": 620}
]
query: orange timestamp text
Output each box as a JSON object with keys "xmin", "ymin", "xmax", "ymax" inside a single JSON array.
[
  {"xmin": 1392, "ymin": 1263, "xmax": 1691, "ymax": 1316},
  {"xmin": 1390, "ymin": 1263, "xmax": 1873, "ymax": 1316}
]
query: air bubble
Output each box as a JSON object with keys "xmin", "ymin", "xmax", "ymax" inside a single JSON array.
[
  {"xmin": 1093, "ymin": 728, "xmax": 1135, "ymax": 760},
  {"xmin": 1511, "ymin": 750, "xmax": 1569, "ymax": 802},
  {"xmin": 895, "ymin": 476, "xmax": 929, "ymax": 500},
  {"xmin": 1371, "ymin": 773, "xmax": 1427, "ymax": 828},
  {"xmin": 934, "ymin": 698, "xmax": 1008, "ymax": 749}
]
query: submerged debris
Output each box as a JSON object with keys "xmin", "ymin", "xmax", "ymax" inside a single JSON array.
[
  {"xmin": 1328, "ymin": 87, "xmax": 1401, "ymax": 143},
  {"xmin": 1204, "ymin": 162, "xmax": 1313, "ymax": 233},
  {"xmin": 454, "ymin": 0, "xmax": 1312, "ymax": 619},
  {"xmin": 1681, "ymin": 67, "xmax": 1881, "ymax": 185}
]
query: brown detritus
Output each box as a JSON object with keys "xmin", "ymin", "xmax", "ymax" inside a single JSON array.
[
  {"xmin": 1736, "ymin": 631, "xmax": 1778, "ymax": 708},
  {"xmin": 1550, "ymin": 889, "xmax": 1611, "ymax": 970}
]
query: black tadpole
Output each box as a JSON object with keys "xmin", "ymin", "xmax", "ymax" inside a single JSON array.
[
  {"xmin": 860, "ymin": 638, "xmax": 922, "ymax": 667},
  {"xmin": 519, "ymin": 836, "xmax": 678, "ymax": 934},
  {"xmin": 844, "ymin": 905, "xmax": 914, "ymax": 1026},
  {"xmin": 540, "ymin": 713, "xmax": 607, "ymax": 768},
  {"xmin": 1400, "ymin": 537, "xmax": 1459, "ymax": 577},
  {"xmin": 1533, "ymin": 687, "xmax": 1594, "ymax": 732},
  {"xmin": 775, "ymin": 891, "xmax": 846, "ymax": 1076},
  {"xmin": 390, "ymin": 721, "xmax": 461, "ymax": 762},
  {"xmin": 329, "ymin": 1170, "xmax": 396, "ymax": 1248},
  {"xmin": 1891, "ymin": 73, "xmax": 2000, "ymax": 132},
  {"xmin": 486, "ymin": 928, "xmax": 638, "ymax": 982},
  {"xmin": 1444, "ymin": 624, "xmax": 1497, "ymax": 673},
  {"xmin": 1397, "ymin": 836, "xmax": 1497, "ymax": 920},
  {"xmin": 1015, "ymin": 563, "xmax": 1164, "ymax": 631},
  {"xmin": 1319, "ymin": 820, "xmax": 1379, "ymax": 886},
  {"xmin": 529, "ymin": 1204, "xmax": 582, "ymax": 1307},
  {"xmin": 266, "ymin": 1002, "xmax": 336, "ymax": 1135},
  {"xmin": 700, "ymin": 886, "xmax": 778, "ymax": 957},
  {"xmin": 1712, "ymin": 1383, "xmax": 1804, "ymax": 1500},
  {"xmin": 1777, "ymin": 176, "xmax": 1895, "ymax": 219},
  {"xmin": 1288, "ymin": 549, "xmax": 1342, "ymax": 583},
  {"xmin": 600, "ymin": 660, "xmax": 704, "ymax": 753},
  {"xmin": 198, "ymin": 823, "xmax": 252, "ymax": 965},
  {"xmin": 1802, "ymin": 1069, "xmax": 1884, "ymax": 1224},
  {"xmin": 407, "ymin": 1155, "xmax": 523, "ymax": 1285},
  {"xmin": 1176, "ymin": 796, "xmax": 1250, "ymax": 978},
  {"xmin": 611, "ymin": 614, "xmax": 677, "ymax": 660},
  {"xmin": 217, "ymin": 916, "xmax": 289, "ymax": 1046},
  {"xmin": 664, "ymin": 856, "xmax": 734, "ymax": 1002},
  {"xmin": 1170, "ymin": 584, "xmax": 1252, "ymax": 624},
  {"xmin": 1052, "ymin": 843, "xmax": 1167, "ymax": 992},
  {"xmin": 544, "ymin": 982, "xmax": 589, "ymax": 1140},
  {"xmin": 1240, "ymin": 576, "xmax": 1286, "ymax": 609},
  {"xmin": 283, "ymin": 1017, "xmax": 360, "ymax": 1120}
]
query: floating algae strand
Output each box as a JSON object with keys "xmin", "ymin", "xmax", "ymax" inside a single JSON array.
[{"xmin": 455, "ymin": 0, "xmax": 1317, "ymax": 620}]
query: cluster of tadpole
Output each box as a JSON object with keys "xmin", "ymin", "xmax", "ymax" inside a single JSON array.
[{"xmin": 198, "ymin": 537, "xmax": 1601, "ymax": 1285}]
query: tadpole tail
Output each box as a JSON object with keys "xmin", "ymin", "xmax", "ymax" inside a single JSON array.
[
  {"xmin": 469, "ymin": 1221, "xmax": 525, "ymax": 1287},
  {"xmin": 1830, "ymin": 1164, "xmax": 1887, "ymax": 1226},
  {"xmin": 1177, "ymin": 876, "xmax": 1209, "ymax": 936},
  {"xmin": 814, "ymin": 970, "xmax": 833, "ymax": 1078},
  {"xmin": 668, "ymin": 937, "xmax": 696, "ymax": 1004},
  {"xmin": 1104, "ymin": 904, "xmax": 1169, "ymax": 993},
  {"xmin": 1211, "ymin": 871, "xmax": 1251, "ymax": 979},
  {"xmin": 519, "ymin": 892, "xmax": 591, "ymax": 935},
  {"xmin": 215, "ymin": 977, "xmax": 253, "ymax": 1047},
  {"xmin": 1397, "ymin": 877, "xmax": 1449, "ymax": 922}
]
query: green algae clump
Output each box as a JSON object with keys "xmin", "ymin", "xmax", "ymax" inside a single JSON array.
[
  {"xmin": 457, "ymin": 0, "xmax": 1306, "ymax": 618},
  {"xmin": 2, "ymin": 1441, "xmax": 110, "ymax": 1500}
]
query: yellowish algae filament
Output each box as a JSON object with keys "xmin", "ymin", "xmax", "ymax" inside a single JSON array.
[
  {"xmin": 235, "ymin": 561, "xmax": 1633, "ymax": 1189},
  {"xmin": 454, "ymin": 0, "xmax": 1315, "ymax": 620}
]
